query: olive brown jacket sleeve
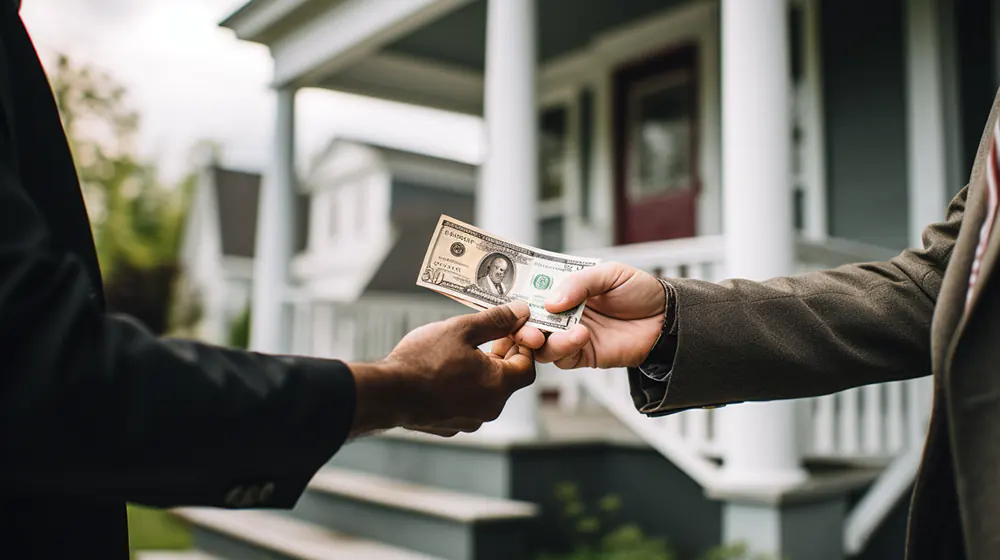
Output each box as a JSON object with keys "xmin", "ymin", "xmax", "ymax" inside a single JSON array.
[{"xmin": 628, "ymin": 185, "xmax": 966, "ymax": 416}]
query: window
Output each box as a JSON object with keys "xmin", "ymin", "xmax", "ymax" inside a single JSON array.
[
  {"xmin": 539, "ymin": 216, "xmax": 565, "ymax": 253},
  {"xmin": 538, "ymin": 105, "xmax": 571, "ymax": 252},
  {"xmin": 540, "ymin": 107, "xmax": 568, "ymax": 201},
  {"xmin": 626, "ymin": 71, "xmax": 695, "ymax": 200}
]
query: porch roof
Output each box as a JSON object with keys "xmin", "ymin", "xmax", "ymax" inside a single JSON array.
[{"xmin": 221, "ymin": 0, "xmax": 697, "ymax": 114}]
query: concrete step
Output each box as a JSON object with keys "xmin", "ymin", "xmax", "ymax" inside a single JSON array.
[
  {"xmin": 290, "ymin": 467, "xmax": 538, "ymax": 560},
  {"xmin": 328, "ymin": 405, "xmax": 644, "ymax": 499},
  {"xmin": 135, "ymin": 552, "xmax": 222, "ymax": 560},
  {"xmin": 174, "ymin": 507, "xmax": 438, "ymax": 560}
]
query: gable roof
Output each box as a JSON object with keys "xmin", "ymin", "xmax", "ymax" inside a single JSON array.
[{"xmin": 211, "ymin": 166, "xmax": 310, "ymax": 258}]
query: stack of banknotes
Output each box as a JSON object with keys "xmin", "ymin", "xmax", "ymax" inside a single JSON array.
[{"xmin": 416, "ymin": 215, "xmax": 600, "ymax": 333}]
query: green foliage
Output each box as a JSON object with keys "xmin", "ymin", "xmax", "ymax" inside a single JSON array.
[
  {"xmin": 538, "ymin": 482, "xmax": 784, "ymax": 560},
  {"xmin": 700, "ymin": 543, "xmax": 783, "ymax": 560},
  {"xmin": 126, "ymin": 504, "xmax": 191, "ymax": 558},
  {"xmin": 227, "ymin": 304, "xmax": 252, "ymax": 349},
  {"xmin": 537, "ymin": 482, "xmax": 676, "ymax": 560},
  {"xmin": 51, "ymin": 54, "xmax": 197, "ymax": 332}
]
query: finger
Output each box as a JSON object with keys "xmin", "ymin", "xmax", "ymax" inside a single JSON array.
[
  {"xmin": 408, "ymin": 426, "xmax": 460, "ymax": 438},
  {"xmin": 554, "ymin": 349, "xmax": 586, "ymax": 370},
  {"xmin": 457, "ymin": 300, "xmax": 531, "ymax": 345},
  {"xmin": 512, "ymin": 325, "xmax": 545, "ymax": 349},
  {"xmin": 545, "ymin": 262, "xmax": 631, "ymax": 313},
  {"xmin": 504, "ymin": 342, "xmax": 521, "ymax": 360},
  {"xmin": 491, "ymin": 336, "xmax": 515, "ymax": 357},
  {"xmin": 534, "ymin": 324, "xmax": 591, "ymax": 365},
  {"xmin": 498, "ymin": 345, "xmax": 536, "ymax": 391}
]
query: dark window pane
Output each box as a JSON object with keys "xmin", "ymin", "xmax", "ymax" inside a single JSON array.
[
  {"xmin": 539, "ymin": 216, "xmax": 564, "ymax": 252},
  {"xmin": 789, "ymin": 4, "xmax": 804, "ymax": 83},
  {"xmin": 579, "ymin": 88, "xmax": 593, "ymax": 219},
  {"xmin": 539, "ymin": 107, "xmax": 568, "ymax": 201},
  {"xmin": 794, "ymin": 188, "xmax": 805, "ymax": 231}
]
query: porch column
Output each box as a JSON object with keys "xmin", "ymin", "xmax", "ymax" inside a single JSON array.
[
  {"xmin": 905, "ymin": 0, "xmax": 949, "ymax": 248},
  {"xmin": 474, "ymin": 0, "xmax": 540, "ymax": 440},
  {"xmin": 719, "ymin": 0, "xmax": 807, "ymax": 489},
  {"xmin": 250, "ymin": 87, "xmax": 297, "ymax": 354}
]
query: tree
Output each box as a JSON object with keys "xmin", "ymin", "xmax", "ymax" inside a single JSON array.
[{"xmin": 50, "ymin": 54, "xmax": 194, "ymax": 334}]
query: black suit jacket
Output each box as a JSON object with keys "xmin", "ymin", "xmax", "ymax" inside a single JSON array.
[{"xmin": 0, "ymin": 6, "xmax": 356, "ymax": 557}]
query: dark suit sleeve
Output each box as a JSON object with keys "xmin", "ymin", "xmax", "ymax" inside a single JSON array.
[
  {"xmin": 628, "ymin": 184, "xmax": 966, "ymax": 416},
  {"xmin": 0, "ymin": 114, "xmax": 356, "ymax": 509}
]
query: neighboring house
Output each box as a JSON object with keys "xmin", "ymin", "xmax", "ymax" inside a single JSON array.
[
  {"xmin": 178, "ymin": 142, "xmax": 476, "ymax": 347},
  {"xmin": 178, "ymin": 165, "xmax": 266, "ymax": 344},
  {"xmin": 166, "ymin": 1, "xmax": 994, "ymax": 560}
]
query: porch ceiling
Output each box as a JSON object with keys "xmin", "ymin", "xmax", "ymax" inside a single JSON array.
[
  {"xmin": 384, "ymin": 0, "xmax": 685, "ymax": 72},
  {"xmin": 225, "ymin": 0, "xmax": 692, "ymax": 114}
]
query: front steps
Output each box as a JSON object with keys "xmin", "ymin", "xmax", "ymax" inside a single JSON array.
[
  {"xmin": 175, "ymin": 507, "xmax": 439, "ymax": 560},
  {"xmin": 173, "ymin": 467, "xmax": 537, "ymax": 559},
  {"xmin": 163, "ymin": 405, "xmax": 909, "ymax": 559}
]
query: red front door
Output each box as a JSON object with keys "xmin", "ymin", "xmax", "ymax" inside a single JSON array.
[{"xmin": 614, "ymin": 44, "xmax": 700, "ymax": 244}]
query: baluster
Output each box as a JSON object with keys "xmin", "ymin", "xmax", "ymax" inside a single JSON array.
[
  {"xmin": 291, "ymin": 300, "xmax": 312, "ymax": 355},
  {"xmin": 660, "ymin": 413, "xmax": 682, "ymax": 438},
  {"xmin": 312, "ymin": 303, "xmax": 333, "ymax": 359},
  {"xmin": 906, "ymin": 378, "xmax": 930, "ymax": 447},
  {"xmin": 840, "ymin": 388, "xmax": 861, "ymax": 456},
  {"xmin": 885, "ymin": 381, "xmax": 905, "ymax": 452},
  {"xmin": 862, "ymin": 384, "xmax": 883, "ymax": 455},
  {"xmin": 812, "ymin": 394, "xmax": 836, "ymax": 456},
  {"xmin": 687, "ymin": 408, "xmax": 710, "ymax": 454}
]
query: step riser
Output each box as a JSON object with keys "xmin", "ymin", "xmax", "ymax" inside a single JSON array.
[
  {"xmin": 292, "ymin": 490, "xmax": 530, "ymax": 560},
  {"xmin": 190, "ymin": 526, "xmax": 297, "ymax": 560},
  {"xmin": 330, "ymin": 438, "xmax": 510, "ymax": 498}
]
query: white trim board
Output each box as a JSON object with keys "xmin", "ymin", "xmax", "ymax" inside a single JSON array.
[{"xmin": 269, "ymin": 0, "xmax": 471, "ymax": 87}]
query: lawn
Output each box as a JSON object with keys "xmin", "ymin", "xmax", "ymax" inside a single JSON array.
[{"xmin": 127, "ymin": 504, "xmax": 192, "ymax": 558}]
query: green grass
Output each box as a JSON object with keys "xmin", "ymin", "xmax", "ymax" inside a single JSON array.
[{"xmin": 127, "ymin": 504, "xmax": 192, "ymax": 558}]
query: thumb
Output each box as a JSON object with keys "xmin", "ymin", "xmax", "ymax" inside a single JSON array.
[
  {"xmin": 545, "ymin": 262, "xmax": 631, "ymax": 313},
  {"xmin": 458, "ymin": 300, "xmax": 532, "ymax": 345}
]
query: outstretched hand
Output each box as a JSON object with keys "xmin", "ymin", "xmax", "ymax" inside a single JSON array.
[
  {"xmin": 502, "ymin": 262, "xmax": 665, "ymax": 369},
  {"xmin": 350, "ymin": 301, "xmax": 536, "ymax": 438}
]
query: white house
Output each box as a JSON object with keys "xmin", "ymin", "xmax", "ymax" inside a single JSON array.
[
  {"xmin": 166, "ymin": 1, "xmax": 998, "ymax": 559},
  {"xmin": 177, "ymin": 164, "xmax": 272, "ymax": 344}
]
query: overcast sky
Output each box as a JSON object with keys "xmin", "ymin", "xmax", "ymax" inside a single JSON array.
[{"xmin": 19, "ymin": 0, "xmax": 484, "ymax": 181}]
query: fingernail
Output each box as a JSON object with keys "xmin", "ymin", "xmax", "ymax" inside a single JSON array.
[
  {"xmin": 508, "ymin": 300, "xmax": 531, "ymax": 319},
  {"xmin": 570, "ymin": 326, "xmax": 588, "ymax": 344},
  {"xmin": 547, "ymin": 293, "xmax": 567, "ymax": 306}
]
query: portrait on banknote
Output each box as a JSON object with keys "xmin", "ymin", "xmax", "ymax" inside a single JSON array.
[{"xmin": 475, "ymin": 253, "xmax": 515, "ymax": 296}]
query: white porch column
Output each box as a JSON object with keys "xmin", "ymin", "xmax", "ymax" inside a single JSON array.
[
  {"xmin": 474, "ymin": 0, "xmax": 540, "ymax": 440},
  {"xmin": 905, "ymin": 0, "xmax": 949, "ymax": 248},
  {"xmin": 250, "ymin": 87, "xmax": 297, "ymax": 354},
  {"xmin": 719, "ymin": 0, "xmax": 807, "ymax": 489}
]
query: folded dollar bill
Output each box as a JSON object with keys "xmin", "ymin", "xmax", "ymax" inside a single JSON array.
[{"xmin": 417, "ymin": 215, "xmax": 600, "ymax": 332}]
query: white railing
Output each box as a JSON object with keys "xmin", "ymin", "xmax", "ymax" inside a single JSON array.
[{"xmin": 286, "ymin": 234, "xmax": 930, "ymax": 553}]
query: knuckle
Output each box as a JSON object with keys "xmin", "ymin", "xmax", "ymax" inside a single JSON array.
[{"xmin": 487, "ymin": 306, "xmax": 513, "ymax": 330}]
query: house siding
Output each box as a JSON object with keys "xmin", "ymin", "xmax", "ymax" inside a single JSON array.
[{"xmin": 821, "ymin": 0, "xmax": 909, "ymax": 251}]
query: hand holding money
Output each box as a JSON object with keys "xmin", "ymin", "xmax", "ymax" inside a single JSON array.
[{"xmin": 416, "ymin": 215, "xmax": 600, "ymax": 333}]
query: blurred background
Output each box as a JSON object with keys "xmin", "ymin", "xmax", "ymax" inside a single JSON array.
[{"xmin": 19, "ymin": 0, "xmax": 997, "ymax": 558}]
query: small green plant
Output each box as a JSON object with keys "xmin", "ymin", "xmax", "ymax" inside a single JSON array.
[
  {"xmin": 536, "ymin": 482, "xmax": 675, "ymax": 560},
  {"xmin": 227, "ymin": 303, "xmax": 251, "ymax": 349},
  {"xmin": 700, "ymin": 542, "xmax": 783, "ymax": 560},
  {"xmin": 537, "ymin": 482, "xmax": 784, "ymax": 560}
]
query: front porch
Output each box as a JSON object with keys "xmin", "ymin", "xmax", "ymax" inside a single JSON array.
[{"xmin": 209, "ymin": 0, "xmax": 972, "ymax": 557}]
